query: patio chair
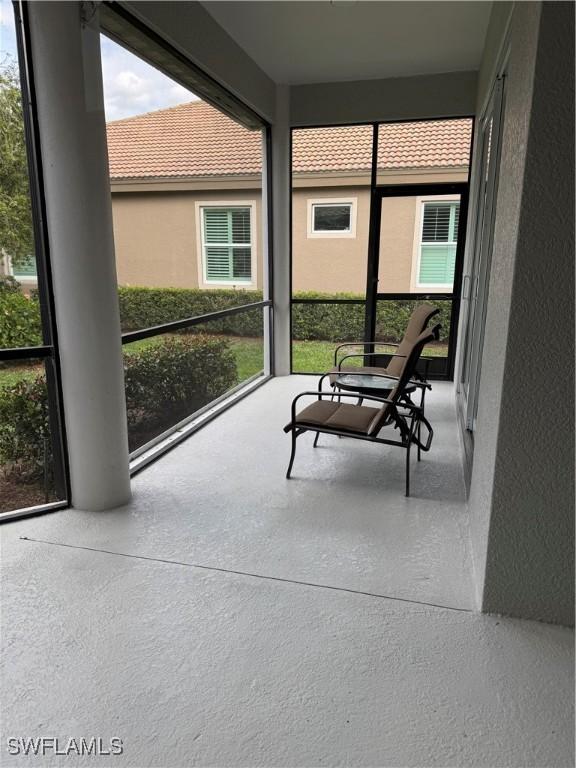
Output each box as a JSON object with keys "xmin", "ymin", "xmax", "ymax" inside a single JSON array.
[
  {"xmin": 284, "ymin": 323, "xmax": 441, "ymax": 496},
  {"xmin": 330, "ymin": 302, "xmax": 440, "ymax": 382}
]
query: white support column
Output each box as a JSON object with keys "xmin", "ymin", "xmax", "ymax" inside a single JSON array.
[
  {"xmin": 27, "ymin": 1, "xmax": 131, "ymax": 510},
  {"xmin": 271, "ymin": 85, "xmax": 291, "ymax": 376}
]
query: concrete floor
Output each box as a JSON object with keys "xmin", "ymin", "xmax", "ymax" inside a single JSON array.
[{"xmin": 1, "ymin": 376, "xmax": 574, "ymax": 767}]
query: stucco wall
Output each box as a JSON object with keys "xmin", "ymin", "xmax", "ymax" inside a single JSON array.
[
  {"xmin": 454, "ymin": 0, "xmax": 514, "ymax": 579},
  {"xmin": 482, "ymin": 1, "xmax": 574, "ymax": 625},
  {"xmin": 469, "ymin": 1, "xmax": 575, "ymax": 625},
  {"xmin": 291, "ymin": 185, "xmax": 369, "ymax": 294},
  {"xmin": 112, "ymin": 169, "xmax": 467, "ymax": 295},
  {"xmin": 378, "ymin": 197, "xmax": 417, "ymax": 293},
  {"xmin": 111, "ymin": 188, "xmax": 264, "ymax": 290}
]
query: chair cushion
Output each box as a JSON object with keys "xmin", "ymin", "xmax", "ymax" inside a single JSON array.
[{"xmin": 295, "ymin": 399, "xmax": 381, "ymax": 434}]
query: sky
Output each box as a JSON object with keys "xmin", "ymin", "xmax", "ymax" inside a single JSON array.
[{"xmin": 0, "ymin": 0, "xmax": 196, "ymax": 121}]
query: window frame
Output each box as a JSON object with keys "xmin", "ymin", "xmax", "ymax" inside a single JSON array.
[
  {"xmin": 411, "ymin": 194, "xmax": 461, "ymax": 292},
  {"xmin": 196, "ymin": 200, "xmax": 258, "ymax": 289},
  {"xmin": 307, "ymin": 197, "xmax": 357, "ymax": 239}
]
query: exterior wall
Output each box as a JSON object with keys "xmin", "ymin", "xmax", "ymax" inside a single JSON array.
[
  {"xmin": 292, "ymin": 185, "xmax": 369, "ymax": 294},
  {"xmin": 292, "ymin": 170, "xmax": 466, "ymax": 294},
  {"xmin": 378, "ymin": 196, "xmax": 417, "ymax": 293},
  {"xmin": 111, "ymin": 188, "xmax": 264, "ymax": 290},
  {"xmin": 112, "ymin": 168, "xmax": 467, "ymax": 295},
  {"xmin": 461, "ymin": 0, "xmax": 514, "ymax": 605},
  {"xmin": 469, "ymin": 1, "xmax": 575, "ymax": 625}
]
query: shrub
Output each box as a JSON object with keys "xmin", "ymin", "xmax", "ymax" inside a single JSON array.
[
  {"xmin": 292, "ymin": 293, "xmax": 365, "ymax": 341},
  {"xmin": 376, "ymin": 299, "xmax": 452, "ymax": 343},
  {"xmin": 0, "ymin": 374, "xmax": 51, "ymax": 481},
  {"xmin": 0, "ymin": 286, "xmax": 42, "ymax": 348},
  {"xmin": 0, "ymin": 335, "xmax": 238, "ymax": 479},
  {"xmin": 118, "ymin": 286, "xmax": 264, "ymax": 337},
  {"xmin": 123, "ymin": 335, "xmax": 238, "ymax": 446},
  {"xmin": 0, "ymin": 275, "xmax": 22, "ymax": 294},
  {"xmin": 118, "ymin": 286, "xmax": 451, "ymax": 343}
]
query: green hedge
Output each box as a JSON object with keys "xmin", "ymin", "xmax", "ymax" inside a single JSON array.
[
  {"xmin": 0, "ymin": 374, "xmax": 51, "ymax": 481},
  {"xmin": 118, "ymin": 287, "xmax": 451, "ymax": 342},
  {"xmin": 291, "ymin": 292, "xmax": 451, "ymax": 343},
  {"xmin": 118, "ymin": 286, "xmax": 263, "ymax": 337},
  {"xmin": 0, "ymin": 281, "xmax": 450, "ymax": 351},
  {"xmin": 0, "ymin": 279, "xmax": 42, "ymax": 348},
  {"xmin": 0, "ymin": 335, "xmax": 238, "ymax": 478}
]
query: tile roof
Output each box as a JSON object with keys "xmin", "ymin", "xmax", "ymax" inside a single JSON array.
[{"xmin": 107, "ymin": 100, "xmax": 471, "ymax": 181}]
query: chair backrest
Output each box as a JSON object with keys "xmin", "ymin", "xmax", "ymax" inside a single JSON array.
[
  {"xmin": 386, "ymin": 303, "xmax": 439, "ymax": 377},
  {"xmin": 367, "ymin": 323, "xmax": 441, "ymax": 436}
]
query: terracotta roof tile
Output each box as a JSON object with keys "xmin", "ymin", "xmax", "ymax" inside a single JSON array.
[{"xmin": 107, "ymin": 101, "xmax": 471, "ymax": 181}]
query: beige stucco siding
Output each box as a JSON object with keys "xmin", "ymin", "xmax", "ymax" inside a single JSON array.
[
  {"xmin": 378, "ymin": 196, "xmax": 418, "ymax": 292},
  {"xmin": 110, "ymin": 169, "xmax": 467, "ymax": 295},
  {"xmin": 291, "ymin": 186, "xmax": 370, "ymax": 294},
  {"xmin": 111, "ymin": 188, "xmax": 263, "ymax": 290}
]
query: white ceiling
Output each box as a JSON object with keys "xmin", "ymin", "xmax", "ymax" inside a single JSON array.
[{"xmin": 201, "ymin": 1, "xmax": 492, "ymax": 85}]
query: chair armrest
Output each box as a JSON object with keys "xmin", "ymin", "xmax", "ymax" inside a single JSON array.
[
  {"xmin": 337, "ymin": 352, "xmax": 406, "ymax": 370},
  {"xmin": 285, "ymin": 390, "xmax": 422, "ymax": 430},
  {"xmin": 334, "ymin": 341, "xmax": 399, "ymax": 365}
]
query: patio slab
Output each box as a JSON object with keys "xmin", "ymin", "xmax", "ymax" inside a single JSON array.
[
  {"xmin": 1, "ymin": 530, "xmax": 573, "ymax": 768},
  {"xmin": 7, "ymin": 376, "xmax": 474, "ymax": 610}
]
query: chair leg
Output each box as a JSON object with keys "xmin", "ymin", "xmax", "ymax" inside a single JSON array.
[
  {"xmin": 313, "ymin": 432, "xmax": 320, "ymax": 447},
  {"xmin": 405, "ymin": 439, "xmax": 411, "ymax": 497},
  {"xmin": 286, "ymin": 430, "xmax": 298, "ymax": 478},
  {"xmin": 418, "ymin": 386, "xmax": 427, "ymax": 462}
]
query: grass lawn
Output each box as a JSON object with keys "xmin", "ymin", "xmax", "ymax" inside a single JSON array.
[
  {"xmin": 291, "ymin": 339, "xmax": 447, "ymax": 373},
  {"xmin": 123, "ymin": 334, "xmax": 265, "ymax": 382}
]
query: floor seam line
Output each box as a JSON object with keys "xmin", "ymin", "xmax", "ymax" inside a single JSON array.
[{"xmin": 19, "ymin": 535, "xmax": 473, "ymax": 614}]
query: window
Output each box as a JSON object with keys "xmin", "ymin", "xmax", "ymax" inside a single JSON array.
[
  {"xmin": 313, "ymin": 203, "xmax": 351, "ymax": 232},
  {"xmin": 200, "ymin": 205, "xmax": 253, "ymax": 285},
  {"xmin": 9, "ymin": 254, "xmax": 37, "ymax": 282},
  {"xmin": 418, "ymin": 201, "xmax": 460, "ymax": 287},
  {"xmin": 307, "ymin": 198, "xmax": 357, "ymax": 238}
]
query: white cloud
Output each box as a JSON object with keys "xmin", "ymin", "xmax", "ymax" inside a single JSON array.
[
  {"xmin": 0, "ymin": 0, "xmax": 15, "ymax": 31},
  {"xmin": 0, "ymin": 13, "xmax": 197, "ymax": 120},
  {"xmin": 0, "ymin": 0, "xmax": 18, "ymax": 58},
  {"xmin": 100, "ymin": 36, "xmax": 198, "ymax": 121}
]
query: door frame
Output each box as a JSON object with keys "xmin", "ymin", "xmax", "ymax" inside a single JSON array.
[{"xmin": 365, "ymin": 182, "xmax": 470, "ymax": 380}]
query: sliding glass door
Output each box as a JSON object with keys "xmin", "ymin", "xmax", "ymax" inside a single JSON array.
[{"xmin": 458, "ymin": 78, "xmax": 505, "ymax": 430}]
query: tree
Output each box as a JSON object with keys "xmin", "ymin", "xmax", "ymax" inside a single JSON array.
[{"xmin": 0, "ymin": 56, "xmax": 34, "ymax": 271}]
